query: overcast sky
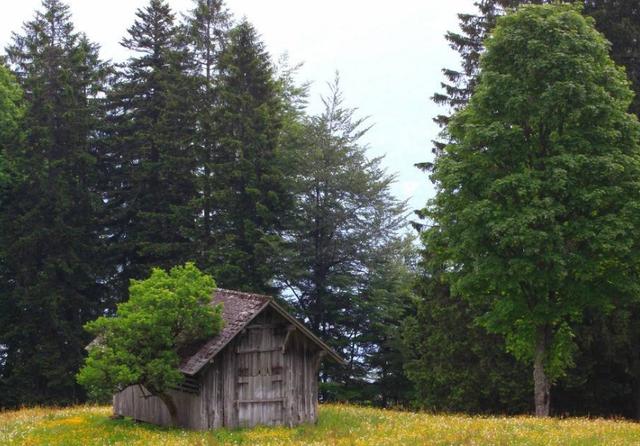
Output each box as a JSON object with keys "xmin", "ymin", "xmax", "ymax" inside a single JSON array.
[{"xmin": 1, "ymin": 0, "xmax": 475, "ymax": 215}]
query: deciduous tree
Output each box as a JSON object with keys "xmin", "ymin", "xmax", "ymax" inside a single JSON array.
[
  {"xmin": 423, "ymin": 4, "xmax": 640, "ymax": 416},
  {"xmin": 77, "ymin": 263, "xmax": 222, "ymax": 426}
]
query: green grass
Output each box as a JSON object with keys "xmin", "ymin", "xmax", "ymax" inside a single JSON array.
[{"xmin": 2, "ymin": 404, "xmax": 640, "ymax": 445}]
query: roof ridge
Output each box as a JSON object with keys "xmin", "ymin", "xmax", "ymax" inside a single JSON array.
[{"xmin": 214, "ymin": 288, "xmax": 272, "ymax": 300}]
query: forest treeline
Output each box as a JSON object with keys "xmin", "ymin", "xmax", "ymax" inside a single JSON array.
[
  {"xmin": 0, "ymin": 0, "xmax": 412, "ymax": 409},
  {"xmin": 2, "ymin": 0, "xmax": 640, "ymax": 419}
]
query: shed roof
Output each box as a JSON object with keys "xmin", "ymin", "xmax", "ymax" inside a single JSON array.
[{"xmin": 179, "ymin": 288, "xmax": 345, "ymax": 375}]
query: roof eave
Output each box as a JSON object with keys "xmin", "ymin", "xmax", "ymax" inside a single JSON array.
[{"xmin": 180, "ymin": 299, "xmax": 272, "ymax": 376}]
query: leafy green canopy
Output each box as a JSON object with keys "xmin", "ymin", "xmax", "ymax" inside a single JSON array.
[
  {"xmin": 424, "ymin": 4, "xmax": 640, "ymax": 379},
  {"xmin": 77, "ymin": 263, "xmax": 222, "ymax": 400}
]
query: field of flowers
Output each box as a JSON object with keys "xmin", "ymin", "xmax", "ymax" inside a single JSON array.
[{"xmin": 2, "ymin": 403, "xmax": 640, "ymax": 445}]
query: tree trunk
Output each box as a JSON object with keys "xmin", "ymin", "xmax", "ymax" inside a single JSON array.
[
  {"xmin": 157, "ymin": 392, "xmax": 179, "ymax": 427},
  {"xmin": 533, "ymin": 325, "xmax": 551, "ymax": 417}
]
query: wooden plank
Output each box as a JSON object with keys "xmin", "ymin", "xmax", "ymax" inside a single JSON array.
[
  {"xmin": 222, "ymin": 340, "xmax": 238, "ymax": 428},
  {"xmin": 236, "ymin": 347, "xmax": 282, "ymax": 354},
  {"xmin": 235, "ymin": 398, "xmax": 284, "ymax": 404},
  {"xmin": 244, "ymin": 323, "xmax": 278, "ymax": 329},
  {"xmin": 237, "ymin": 374, "xmax": 282, "ymax": 384}
]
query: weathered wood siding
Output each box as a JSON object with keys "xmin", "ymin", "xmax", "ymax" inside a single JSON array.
[
  {"xmin": 113, "ymin": 384, "xmax": 203, "ymax": 429},
  {"xmin": 234, "ymin": 308, "xmax": 286, "ymax": 427},
  {"xmin": 284, "ymin": 330, "xmax": 322, "ymax": 426},
  {"xmin": 113, "ymin": 359, "xmax": 224, "ymax": 430},
  {"xmin": 113, "ymin": 306, "xmax": 323, "ymax": 430},
  {"xmin": 201, "ymin": 356, "xmax": 224, "ymax": 429}
]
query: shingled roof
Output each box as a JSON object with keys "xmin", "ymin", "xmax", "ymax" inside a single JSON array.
[{"xmin": 179, "ymin": 288, "xmax": 344, "ymax": 375}]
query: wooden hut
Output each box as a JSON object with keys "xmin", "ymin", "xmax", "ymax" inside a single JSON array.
[{"xmin": 113, "ymin": 288, "xmax": 344, "ymax": 430}]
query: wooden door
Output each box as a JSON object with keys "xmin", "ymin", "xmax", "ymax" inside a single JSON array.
[{"xmin": 235, "ymin": 315, "xmax": 286, "ymax": 427}]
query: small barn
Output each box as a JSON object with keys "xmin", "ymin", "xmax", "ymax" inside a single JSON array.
[{"xmin": 113, "ymin": 288, "xmax": 344, "ymax": 430}]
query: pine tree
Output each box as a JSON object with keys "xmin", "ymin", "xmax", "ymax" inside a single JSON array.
[
  {"xmin": 0, "ymin": 66, "xmax": 24, "ymax": 406},
  {"xmin": 431, "ymin": 1, "xmax": 504, "ymax": 138},
  {"xmin": 0, "ymin": 0, "xmax": 109, "ymax": 406},
  {"xmin": 104, "ymin": 0, "xmax": 199, "ymax": 297},
  {"xmin": 209, "ymin": 20, "xmax": 289, "ymax": 292}
]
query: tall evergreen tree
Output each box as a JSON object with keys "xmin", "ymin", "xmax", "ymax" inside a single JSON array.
[
  {"xmin": 183, "ymin": 0, "xmax": 230, "ymax": 266},
  {"xmin": 357, "ymin": 236, "xmax": 418, "ymax": 406},
  {"xmin": 0, "ymin": 0, "xmax": 109, "ymax": 407},
  {"xmin": 281, "ymin": 79, "xmax": 407, "ymax": 397},
  {"xmin": 104, "ymin": 0, "xmax": 199, "ymax": 298},
  {"xmin": 0, "ymin": 65, "xmax": 24, "ymax": 400},
  {"xmin": 209, "ymin": 20, "xmax": 289, "ymax": 293},
  {"xmin": 430, "ymin": 0, "xmax": 504, "ymax": 143}
]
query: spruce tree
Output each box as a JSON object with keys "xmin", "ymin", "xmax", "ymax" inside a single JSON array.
[
  {"xmin": 281, "ymin": 79, "xmax": 406, "ymax": 397},
  {"xmin": 104, "ymin": 0, "xmax": 199, "ymax": 296},
  {"xmin": 431, "ymin": 0, "xmax": 504, "ymax": 142},
  {"xmin": 210, "ymin": 20, "xmax": 289, "ymax": 292},
  {"xmin": 0, "ymin": 0, "xmax": 109, "ymax": 406},
  {"xmin": 0, "ymin": 66, "xmax": 24, "ymax": 407},
  {"xmin": 183, "ymin": 0, "xmax": 230, "ymax": 267}
]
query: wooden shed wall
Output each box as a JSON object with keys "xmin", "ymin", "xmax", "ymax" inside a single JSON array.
[
  {"xmin": 113, "ymin": 306, "xmax": 323, "ymax": 430},
  {"xmin": 283, "ymin": 330, "xmax": 322, "ymax": 426},
  {"xmin": 113, "ymin": 357, "xmax": 224, "ymax": 430},
  {"xmin": 113, "ymin": 384, "xmax": 203, "ymax": 429}
]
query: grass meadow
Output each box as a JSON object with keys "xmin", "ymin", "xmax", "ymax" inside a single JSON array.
[{"xmin": 2, "ymin": 403, "xmax": 640, "ymax": 445}]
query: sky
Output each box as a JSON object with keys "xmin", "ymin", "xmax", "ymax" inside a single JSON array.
[{"xmin": 0, "ymin": 0, "xmax": 475, "ymax": 215}]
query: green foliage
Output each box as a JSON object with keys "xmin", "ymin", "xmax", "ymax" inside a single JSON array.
[
  {"xmin": 420, "ymin": 0, "xmax": 640, "ymax": 418},
  {"xmin": 77, "ymin": 263, "xmax": 221, "ymax": 400},
  {"xmin": 103, "ymin": 0, "xmax": 199, "ymax": 297},
  {"xmin": 280, "ymin": 77, "xmax": 408, "ymax": 397},
  {"xmin": 183, "ymin": 0, "xmax": 230, "ymax": 266},
  {"xmin": 403, "ymin": 269, "xmax": 533, "ymax": 414},
  {"xmin": 0, "ymin": 0, "xmax": 110, "ymax": 407},
  {"xmin": 424, "ymin": 1, "xmax": 640, "ymax": 393},
  {"xmin": 0, "ymin": 64, "xmax": 22, "ymax": 196},
  {"xmin": 357, "ymin": 237, "xmax": 418, "ymax": 405},
  {"xmin": 206, "ymin": 20, "xmax": 290, "ymax": 293}
]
